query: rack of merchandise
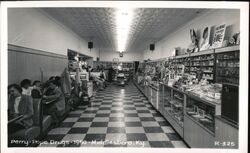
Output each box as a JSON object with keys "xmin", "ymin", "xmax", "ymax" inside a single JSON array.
[
  {"xmin": 133, "ymin": 45, "xmax": 239, "ymax": 148},
  {"xmin": 172, "ymin": 54, "xmax": 190, "ymax": 73},
  {"xmin": 215, "ymin": 46, "xmax": 240, "ymax": 84},
  {"xmin": 93, "ymin": 61, "xmax": 135, "ymax": 81},
  {"xmin": 134, "ymin": 59, "xmax": 165, "ymax": 109},
  {"xmin": 135, "ymin": 59, "xmax": 165, "ymax": 85},
  {"xmin": 93, "ymin": 61, "xmax": 112, "ymax": 69},
  {"xmin": 168, "ymin": 46, "xmax": 239, "ymax": 83},
  {"xmin": 121, "ymin": 62, "xmax": 135, "ymax": 80},
  {"xmin": 170, "ymin": 49, "xmax": 215, "ymax": 82},
  {"xmin": 120, "ymin": 62, "xmax": 134, "ymax": 70},
  {"xmin": 189, "ymin": 49, "xmax": 215, "ymax": 82},
  {"xmin": 93, "ymin": 61, "xmax": 134, "ymax": 70}
]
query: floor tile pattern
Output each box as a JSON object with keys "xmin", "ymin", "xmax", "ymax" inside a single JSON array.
[{"xmin": 39, "ymin": 83, "xmax": 187, "ymax": 148}]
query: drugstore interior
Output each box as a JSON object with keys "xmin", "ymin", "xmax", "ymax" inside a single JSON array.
[{"xmin": 5, "ymin": 4, "xmax": 246, "ymax": 149}]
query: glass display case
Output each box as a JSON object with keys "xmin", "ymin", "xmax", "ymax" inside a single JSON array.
[
  {"xmin": 165, "ymin": 87, "xmax": 184, "ymax": 127},
  {"xmin": 158, "ymin": 83, "xmax": 165, "ymax": 114},
  {"xmin": 163, "ymin": 85, "xmax": 172, "ymax": 108},
  {"xmin": 150, "ymin": 85, "xmax": 159, "ymax": 109},
  {"xmin": 186, "ymin": 95, "xmax": 219, "ymax": 133}
]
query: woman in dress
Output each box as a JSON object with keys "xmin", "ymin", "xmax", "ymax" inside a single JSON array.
[{"xmin": 8, "ymin": 84, "xmax": 34, "ymax": 133}]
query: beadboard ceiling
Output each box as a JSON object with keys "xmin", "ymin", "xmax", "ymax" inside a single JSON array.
[{"xmin": 42, "ymin": 8, "xmax": 207, "ymax": 52}]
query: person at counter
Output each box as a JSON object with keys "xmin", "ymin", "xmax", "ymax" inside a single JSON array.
[
  {"xmin": 43, "ymin": 80, "xmax": 65, "ymax": 128},
  {"xmin": 100, "ymin": 69, "xmax": 108, "ymax": 87},
  {"xmin": 96, "ymin": 65, "xmax": 101, "ymax": 72},
  {"xmin": 100, "ymin": 69, "xmax": 106, "ymax": 80},
  {"xmin": 8, "ymin": 84, "xmax": 34, "ymax": 134},
  {"xmin": 108, "ymin": 66, "xmax": 114, "ymax": 82}
]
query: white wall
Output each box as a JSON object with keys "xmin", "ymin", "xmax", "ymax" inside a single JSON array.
[
  {"xmin": 8, "ymin": 8, "xmax": 99, "ymax": 58},
  {"xmin": 100, "ymin": 51, "xmax": 143, "ymax": 62},
  {"xmin": 143, "ymin": 9, "xmax": 240, "ymax": 60},
  {"xmin": 8, "ymin": 8, "xmax": 240, "ymax": 62}
]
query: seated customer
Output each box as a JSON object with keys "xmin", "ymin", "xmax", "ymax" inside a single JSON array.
[
  {"xmin": 55, "ymin": 76, "xmax": 61, "ymax": 85},
  {"xmin": 43, "ymin": 80, "xmax": 65, "ymax": 127},
  {"xmin": 42, "ymin": 79, "xmax": 55, "ymax": 96},
  {"xmin": 99, "ymin": 69, "xmax": 108, "ymax": 87},
  {"xmin": 91, "ymin": 72, "xmax": 105, "ymax": 90},
  {"xmin": 31, "ymin": 80, "xmax": 42, "ymax": 98},
  {"xmin": 100, "ymin": 69, "xmax": 106, "ymax": 81},
  {"xmin": 108, "ymin": 66, "xmax": 114, "ymax": 82},
  {"xmin": 20, "ymin": 79, "xmax": 32, "ymax": 96},
  {"xmin": 8, "ymin": 84, "xmax": 34, "ymax": 134},
  {"xmin": 49, "ymin": 76, "xmax": 56, "ymax": 81}
]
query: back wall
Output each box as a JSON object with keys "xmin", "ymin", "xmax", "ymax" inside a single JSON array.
[{"xmin": 99, "ymin": 51, "xmax": 143, "ymax": 62}]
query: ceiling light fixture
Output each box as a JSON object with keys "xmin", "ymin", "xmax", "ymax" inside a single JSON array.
[{"xmin": 116, "ymin": 8, "xmax": 134, "ymax": 53}]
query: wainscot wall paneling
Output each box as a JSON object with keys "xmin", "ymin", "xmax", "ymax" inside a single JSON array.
[{"xmin": 8, "ymin": 44, "xmax": 68, "ymax": 84}]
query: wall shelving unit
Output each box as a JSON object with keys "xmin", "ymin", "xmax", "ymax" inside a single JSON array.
[
  {"xmin": 133, "ymin": 45, "xmax": 239, "ymax": 148},
  {"xmin": 169, "ymin": 45, "xmax": 239, "ymax": 83}
]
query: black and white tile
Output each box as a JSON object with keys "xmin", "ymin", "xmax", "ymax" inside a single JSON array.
[{"xmin": 39, "ymin": 83, "xmax": 187, "ymax": 148}]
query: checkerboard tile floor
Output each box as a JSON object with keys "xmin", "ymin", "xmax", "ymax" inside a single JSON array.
[{"xmin": 39, "ymin": 83, "xmax": 187, "ymax": 148}]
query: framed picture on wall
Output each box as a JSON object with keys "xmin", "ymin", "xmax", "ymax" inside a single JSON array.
[
  {"xmin": 199, "ymin": 26, "xmax": 211, "ymax": 51},
  {"xmin": 211, "ymin": 24, "xmax": 226, "ymax": 48}
]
